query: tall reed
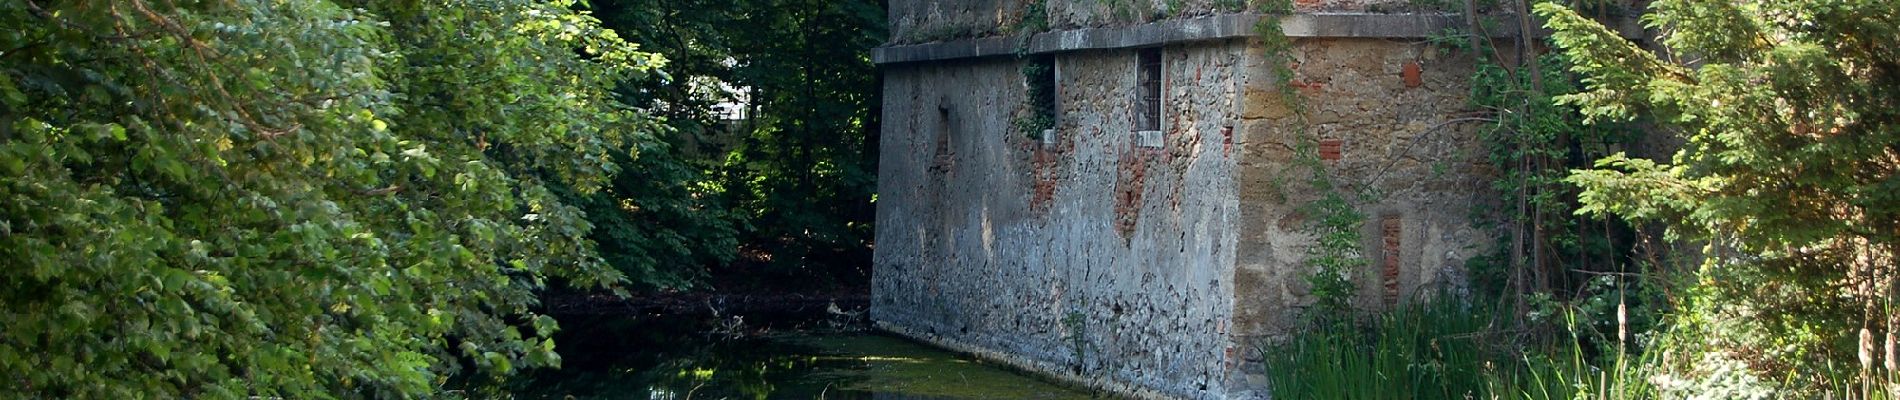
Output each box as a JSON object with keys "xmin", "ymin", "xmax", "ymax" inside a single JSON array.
[
  {"xmin": 1261, "ymin": 299, "xmax": 1666, "ymax": 399},
  {"xmin": 1259, "ymin": 294, "xmax": 1900, "ymax": 399},
  {"xmin": 1261, "ymin": 299, "xmax": 1496, "ymax": 400}
]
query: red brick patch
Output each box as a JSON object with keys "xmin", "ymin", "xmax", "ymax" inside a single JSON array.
[
  {"xmin": 1221, "ymin": 126, "xmax": 1234, "ymax": 156},
  {"xmin": 1402, "ymin": 62, "xmax": 1423, "ymax": 88},
  {"xmin": 1291, "ymin": 80, "xmax": 1325, "ymax": 93},
  {"xmin": 1029, "ymin": 136, "xmax": 1067, "ymax": 214},
  {"xmin": 1031, "ymin": 169, "xmax": 1059, "ymax": 213},
  {"xmin": 1319, "ymin": 139, "xmax": 1343, "ymax": 161},
  {"xmin": 1113, "ymin": 150, "xmax": 1148, "ymax": 239}
]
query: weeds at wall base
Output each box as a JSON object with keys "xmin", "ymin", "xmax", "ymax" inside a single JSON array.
[
  {"xmin": 1259, "ymin": 297, "xmax": 1652, "ymax": 400},
  {"xmin": 1262, "ymin": 291, "xmax": 1900, "ymax": 400},
  {"xmin": 1252, "ymin": 0, "xmax": 1900, "ymax": 397}
]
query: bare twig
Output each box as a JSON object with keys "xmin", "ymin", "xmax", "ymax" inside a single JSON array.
[
  {"xmin": 1365, "ymin": 117, "xmax": 1498, "ymax": 187},
  {"xmin": 123, "ymin": 0, "xmax": 302, "ymax": 139}
]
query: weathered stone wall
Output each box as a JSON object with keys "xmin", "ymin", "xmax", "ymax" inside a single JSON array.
[
  {"xmin": 888, "ymin": 0, "xmax": 1024, "ymax": 44},
  {"xmin": 1046, "ymin": 0, "xmax": 1247, "ymax": 29},
  {"xmin": 1230, "ymin": 37, "xmax": 1495, "ymax": 345},
  {"xmin": 884, "ymin": 0, "xmax": 1649, "ymax": 45},
  {"xmin": 1020, "ymin": 0, "xmax": 1452, "ymax": 30},
  {"xmin": 1290, "ymin": 0, "xmax": 1414, "ymax": 13},
  {"xmin": 878, "ymin": 2, "xmax": 1522, "ymax": 397},
  {"xmin": 872, "ymin": 40, "xmax": 1247, "ymax": 399},
  {"xmin": 887, "ymin": 0, "xmax": 1253, "ymax": 44}
]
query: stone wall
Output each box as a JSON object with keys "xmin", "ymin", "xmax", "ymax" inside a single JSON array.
[
  {"xmin": 1047, "ymin": 0, "xmax": 1248, "ymax": 29},
  {"xmin": 887, "ymin": 0, "xmax": 1252, "ymax": 44},
  {"xmin": 878, "ymin": 2, "xmax": 1520, "ymax": 397},
  {"xmin": 884, "ymin": 0, "xmax": 1649, "ymax": 45},
  {"xmin": 1291, "ymin": 0, "xmax": 1416, "ymax": 13},
  {"xmin": 871, "ymin": 40, "xmax": 1248, "ymax": 399},
  {"xmin": 1230, "ymin": 37, "xmax": 1495, "ymax": 343},
  {"xmin": 888, "ymin": 0, "xmax": 1023, "ymax": 44}
]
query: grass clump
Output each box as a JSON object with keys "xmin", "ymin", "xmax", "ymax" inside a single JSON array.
[
  {"xmin": 1261, "ymin": 294, "xmax": 1899, "ymax": 400},
  {"xmin": 1263, "ymin": 298, "xmax": 1495, "ymax": 400}
]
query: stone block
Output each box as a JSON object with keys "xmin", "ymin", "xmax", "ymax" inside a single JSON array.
[{"xmin": 1240, "ymin": 87, "xmax": 1293, "ymax": 120}]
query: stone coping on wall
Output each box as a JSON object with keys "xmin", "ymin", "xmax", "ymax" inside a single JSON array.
[{"xmin": 872, "ymin": 12, "xmax": 1643, "ymax": 65}]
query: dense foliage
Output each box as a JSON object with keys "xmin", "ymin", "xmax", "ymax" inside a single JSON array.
[
  {"xmin": 1464, "ymin": 43, "xmax": 1647, "ymax": 303},
  {"xmin": 1546, "ymin": 0, "xmax": 1899, "ymax": 392},
  {"xmin": 0, "ymin": 0, "xmax": 664, "ymax": 397},
  {"xmin": 590, "ymin": 0, "xmax": 884, "ymax": 288},
  {"xmin": 1270, "ymin": 0, "xmax": 1897, "ymax": 397}
]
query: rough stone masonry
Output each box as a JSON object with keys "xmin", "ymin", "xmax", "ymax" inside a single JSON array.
[{"xmin": 868, "ymin": 1, "xmax": 1583, "ymax": 398}]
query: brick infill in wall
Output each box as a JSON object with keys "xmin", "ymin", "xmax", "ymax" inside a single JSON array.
[
  {"xmin": 1221, "ymin": 126, "xmax": 1234, "ymax": 156},
  {"xmin": 1319, "ymin": 139, "xmax": 1343, "ymax": 161},
  {"xmin": 1113, "ymin": 147, "xmax": 1150, "ymax": 240},
  {"xmin": 1402, "ymin": 61, "xmax": 1423, "ymax": 88}
]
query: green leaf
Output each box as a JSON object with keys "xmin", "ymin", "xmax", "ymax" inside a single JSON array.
[
  {"xmin": 0, "ymin": 0, "xmax": 659, "ymax": 396},
  {"xmin": 531, "ymin": 314, "xmax": 558, "ymax": 337}
]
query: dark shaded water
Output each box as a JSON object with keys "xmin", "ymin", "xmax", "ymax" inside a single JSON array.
[{"xmin": 505, "ymin": 313, "xmax": 1096, "ymax": 399}]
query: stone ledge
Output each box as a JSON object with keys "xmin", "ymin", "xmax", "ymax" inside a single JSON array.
[
  {"xmin": 1025, "ymin": 13, "xmax": 1262, "ymax": 58},
  {"xmin": 874, "ymin": 320, "xmax": 1186, "ymax": 400},
  {"xmin": 873, "ymin": 12, "xmax": 1644, "ymax": 65},
  {"xmin": 872, "ymin": 36, "xmax": 1026, "ymax": 66}
]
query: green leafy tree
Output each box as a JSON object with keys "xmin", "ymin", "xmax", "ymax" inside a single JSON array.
[
  {"xmin": 0, "ymin": 0, "xmax": 663, "ymax": 397},
  {"xmin": 594, "ymin": 0, "xmax": 885, "ymax": 287},
  {"xmin": 1544, "ymin": 0, "xmax": 1900, "ymax": 389},
  {"xmin": 554, "ymin": 143, "xmax": 740, "ymax": 290},
  {"xmin": 533, "ymin": 0, "xmax": 753, "ymax": 292}
]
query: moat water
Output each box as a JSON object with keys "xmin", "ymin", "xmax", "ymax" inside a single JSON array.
[{"xmin": 505, "ymin": 314, "xmax": 1096, "ymax": 399}]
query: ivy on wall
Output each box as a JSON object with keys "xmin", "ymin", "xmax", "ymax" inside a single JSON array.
[
  {"xmin": 1250, "ymin": 0, "xmax": 1375, "ymax": 325},
  {"xmin": 1014, "ymin": 0, "xmax": 1058, "ymax": 140},
  {"xmin": 1018, "ymin": 57, "xmax": 1060, "ymax": 140}
]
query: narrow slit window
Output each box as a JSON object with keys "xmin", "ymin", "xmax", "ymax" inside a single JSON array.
[
  {"xmin": 1135, "ymin": 48, "xmax": 1163, "ymax": 133},
  {"xmin": 1025, "ymin": 55, "xmax": 1058, "ymax": 143}
]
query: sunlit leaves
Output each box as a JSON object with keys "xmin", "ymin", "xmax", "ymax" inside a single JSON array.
[
  {"xmin": 0, "ymin": 0, "xmax": 660, "ymax": 397},
  {"xmin": 1543, "ymin": 0, "xmax": 1900, "ymax": 389}
]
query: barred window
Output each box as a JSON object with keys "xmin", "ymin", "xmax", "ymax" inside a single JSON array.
[{"xmin": 1135, "ymin": 48, "xmax": 1163, "ymax": 133}]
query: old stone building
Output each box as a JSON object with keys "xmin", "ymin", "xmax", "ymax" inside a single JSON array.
[{"xmin": 870, "ymin": 1, "xmax": 1542, "ymax": 398}]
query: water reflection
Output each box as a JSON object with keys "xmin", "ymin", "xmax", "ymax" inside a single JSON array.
[{"xmin": 506, "ymin": 314, "xmax": 1095, "ymax": 399}]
